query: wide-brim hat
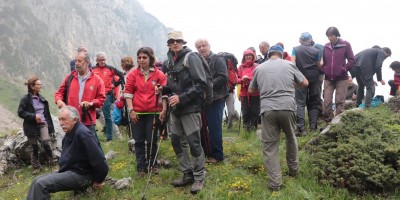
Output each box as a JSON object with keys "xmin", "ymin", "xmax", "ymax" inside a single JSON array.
[{"xmin": 167, "ymin": 31, "xmax": 187, "ymax": 45}]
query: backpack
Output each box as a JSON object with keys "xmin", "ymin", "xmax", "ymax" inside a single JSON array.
[
  {"xmin": 63, "ymin": 73, "xmax": 74, "ymax": 104},
  {"xmin": 112, "ymin": 99, "xmax": 130, "ymax": 126},
  {"xmin": 183, "ymin": 52, "xmax": 214, "ymax": 105},
  {"xmin": 112, "ymin": 105, "xmax": 123, "ymax": 125},
  {"xmin": 218, "ymin": 52, "xmax": 238, "ymax": 90}
]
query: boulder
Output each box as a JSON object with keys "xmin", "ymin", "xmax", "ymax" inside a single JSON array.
[
  {"xmin": 0, "ymin": 116, "xmax": 64, "ymax": 175},
  {"xmin": 387, "ymin": 95, "xmax": 400, "ymax": 112}
]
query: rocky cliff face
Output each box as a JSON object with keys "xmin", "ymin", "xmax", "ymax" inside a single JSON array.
[{"xmin": 0, "ymin": 0, "xmax": 170, "ymax": 90}]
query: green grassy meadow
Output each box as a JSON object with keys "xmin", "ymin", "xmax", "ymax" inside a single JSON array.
[{"xmin": 0, "ymin": 113, "xmax": 399, "ymax": 200}]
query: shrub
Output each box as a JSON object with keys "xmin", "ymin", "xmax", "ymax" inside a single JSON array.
[{"xmin": 307, "ymin": 107, "xmax": 400, "ymax": 194}]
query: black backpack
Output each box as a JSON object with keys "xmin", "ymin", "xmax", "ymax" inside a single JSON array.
[
  {"xmin": 63, "ymin": 73, "xmax": 74, "ymax": 104},
  {"xmin": 183, "ymin": 52, "xmax": 214, "ymax": 105}
]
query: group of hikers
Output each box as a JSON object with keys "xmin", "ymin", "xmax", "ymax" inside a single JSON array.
[{"xmin": 17, "ymin": 26, "xmax": 400, "ymax": 199}]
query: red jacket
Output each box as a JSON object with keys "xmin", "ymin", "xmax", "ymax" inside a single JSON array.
[
  {"xmin": 238, "ymin": 49, "xmax": 259, "ymax": 97},
  {"xmin": 54, "ymin": 71, "xmax": 106, "ymax": 125},
  {"xmin": 92, "ymin": 64, "xmax": 123, "ymax": 93},
  {"xmin": 124, "ymin": 67, "xmax": 167, "ymax": 113}
]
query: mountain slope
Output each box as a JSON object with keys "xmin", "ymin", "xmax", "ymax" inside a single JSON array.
[{"xmin": 0, "ymin": 0, "xmax": 170, "ymax": 116}]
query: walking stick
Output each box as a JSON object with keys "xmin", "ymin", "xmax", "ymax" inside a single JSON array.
[
  {"xmin": 141, "ymin": 86, "xmax": 160, "ymax": 200},
  {"xmin": 200, "ymin": 112, "xmax": 212, "ymax": 158},
  {"xmin": 141, "ymin": 133, "xmax": 163, "ymax": 200},
  {"xmin": 238, "ymin": 110, "xmax": 242, "ymax": 135},
  {"xmin": 123, "ymin": 100, "xmax": 134, "ymax": 139}
]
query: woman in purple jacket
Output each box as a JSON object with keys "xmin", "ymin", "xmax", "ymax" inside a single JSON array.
[
  {"xmin": 322, "ymin": 27, "xmax": 355, "ymax": 122},
  {"xmin": 18, "ymin": 75, "xmax": 55, "ymax": 174}
]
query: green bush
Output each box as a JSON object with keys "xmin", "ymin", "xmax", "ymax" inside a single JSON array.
[{"xmin": 307, "ymin": 107, "xmax": 400, "ymax": 194}]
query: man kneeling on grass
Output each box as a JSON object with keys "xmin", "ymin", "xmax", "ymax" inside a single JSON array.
[{"xmin": 27, "ymin": 106, "xmax": 108, "ymax": 199}]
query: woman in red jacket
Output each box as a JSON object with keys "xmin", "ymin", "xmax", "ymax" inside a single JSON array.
[
  {"xmin": 124, "ymin": 47, "xmax": 167, "ymax": 176},
  {"xmin": 238, "ymin": 49, "xmax": 260, "ymax": 131}
]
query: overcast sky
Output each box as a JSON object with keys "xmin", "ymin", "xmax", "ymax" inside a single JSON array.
[{"xmin": 139, "ymin": 0, "xmax": 399, "ymax": 98}]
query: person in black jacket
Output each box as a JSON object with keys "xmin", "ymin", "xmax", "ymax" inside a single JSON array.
[
  {"xmin": 350, "ymin": 47, "xmax": 391, "ymax": 108},
  {"xmin": 17, "ymin": 75, "xmax": 55, "ymax": 174},
  {"xmin": 27, "ymin": 106, "xmax": 109, "ymax": 199},
  {"xmin": 195, "ymin": 38, "xmax": 228, "ymax": 163}
]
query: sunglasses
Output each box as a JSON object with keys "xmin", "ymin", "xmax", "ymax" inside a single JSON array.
[{"xmin": 168, "ymin": 39, "xmax": 184, "ymax": 45}]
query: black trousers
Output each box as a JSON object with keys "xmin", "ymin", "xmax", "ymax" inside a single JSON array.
[
  {"xmin": 241, "ymin": 95, "xmax": 260, "ymax": 131},
  {"xmin": 131, "ymin": 114, "xmax": 160, "ymax": 171}
]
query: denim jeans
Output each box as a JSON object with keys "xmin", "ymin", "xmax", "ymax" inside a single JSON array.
[
  {"xmin": 102, "ymin": 93, "xmax": 113, "ymax": 140},
  {"xmin": 205, "ymin": 99, "xmax": 225, "ymax": 161}
]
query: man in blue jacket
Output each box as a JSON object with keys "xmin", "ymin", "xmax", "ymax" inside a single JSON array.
[{"xmin": 27, "ymin": 106, "xmax": 109, "ymax": 199}]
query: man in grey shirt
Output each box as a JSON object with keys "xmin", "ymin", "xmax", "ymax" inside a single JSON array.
[{"xmin": 249, "ymin": 45, "xmax": 308, "ymax": 191}]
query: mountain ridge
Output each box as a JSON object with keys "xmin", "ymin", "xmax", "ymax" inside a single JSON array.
[{"xmin": 0, "ymin": 0, "xmax": 170, "ymax": 117}]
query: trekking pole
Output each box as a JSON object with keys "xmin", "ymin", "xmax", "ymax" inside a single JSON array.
[
  {"xmin": 141, "ymin": 133, "xmax": 163, "ymax": 200},
  {"xmin": 147, "ymin": 84, "xmax": 160, "ymax": 172},
  {"xmin": 238, "ymin": 110, "xmax": 242, "ymax": 135},
  {"xmin": 124, "ymin": 100, "xmax": 134, "ymax": 139},
  {"xmin": 224, "ymin": 110, "xmax": 228, "ymax": 126},
  {"xmin": 141, "ymin": 86, "xmax": 160, "ymax": 200}
]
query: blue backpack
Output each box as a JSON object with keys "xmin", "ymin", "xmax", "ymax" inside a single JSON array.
[
  {"xmin": 112, "ymin": 104, "xmax": 123, "ymax": 125},
  {"xmin": 358, "ymin": 95, "xmax": 384, "ymax": 108},
  {"xmin": 112, "ymin": 99, "xmax": 130, "ymax": 126}
]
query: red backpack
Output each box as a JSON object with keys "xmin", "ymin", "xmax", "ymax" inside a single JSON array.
[{"xmin": 218, "ymin": 52, "xmax": 238, "ymax": 90}]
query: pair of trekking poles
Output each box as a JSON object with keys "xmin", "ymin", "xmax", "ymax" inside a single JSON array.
[{"xmin": 124, "ymin": 86, "xmax": 171, "ymax": 200}]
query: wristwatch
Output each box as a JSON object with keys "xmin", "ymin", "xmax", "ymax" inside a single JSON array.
[{"xmin": 128, "ymin": 108, "xmax": 134, "ymax": 113}]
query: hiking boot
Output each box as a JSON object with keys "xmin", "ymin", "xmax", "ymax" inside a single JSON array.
[
  {"xmin": 171, "ymin": 171, "xmax": 194, "ymax": 187},
  {"xmin": 205, "ymin": 158, "xmax": 220, "ymax": 164},
  {"xmin": 32, "ymin": 168, "xmax": 40, "ymax": 175},
  {"xmin": 295, "ymin": 129, "xmax": 307, "ymax": 137},
  {"xmin": 137, "ymin": 169, "xmax": 147, "ymax": 178},
  {"xmin": 137, "ymin": 171, "xmax": 147, "ymax": 178},
  {"xmin": 288, "ymin": 170, "xmax": 297, "ymax": 177},
  {"xmin": 151, "ymin": 166, "xmax": 160, "ymax": 175},
  {"xmin": 190, "ymin": 179, "xmax": 205, "ymax": 194}
]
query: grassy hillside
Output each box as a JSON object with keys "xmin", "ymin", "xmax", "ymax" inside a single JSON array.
[
  {"xmin": 1, "ymin": 113, "xmax": 399, "ymax": 199},
  {"xmin": 0, "ymin": 79, "xmax": 26, "ymax": 112},
  {"xmin": 0, "ymin": 79, "xmax": 59, "ymax": 118}
]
